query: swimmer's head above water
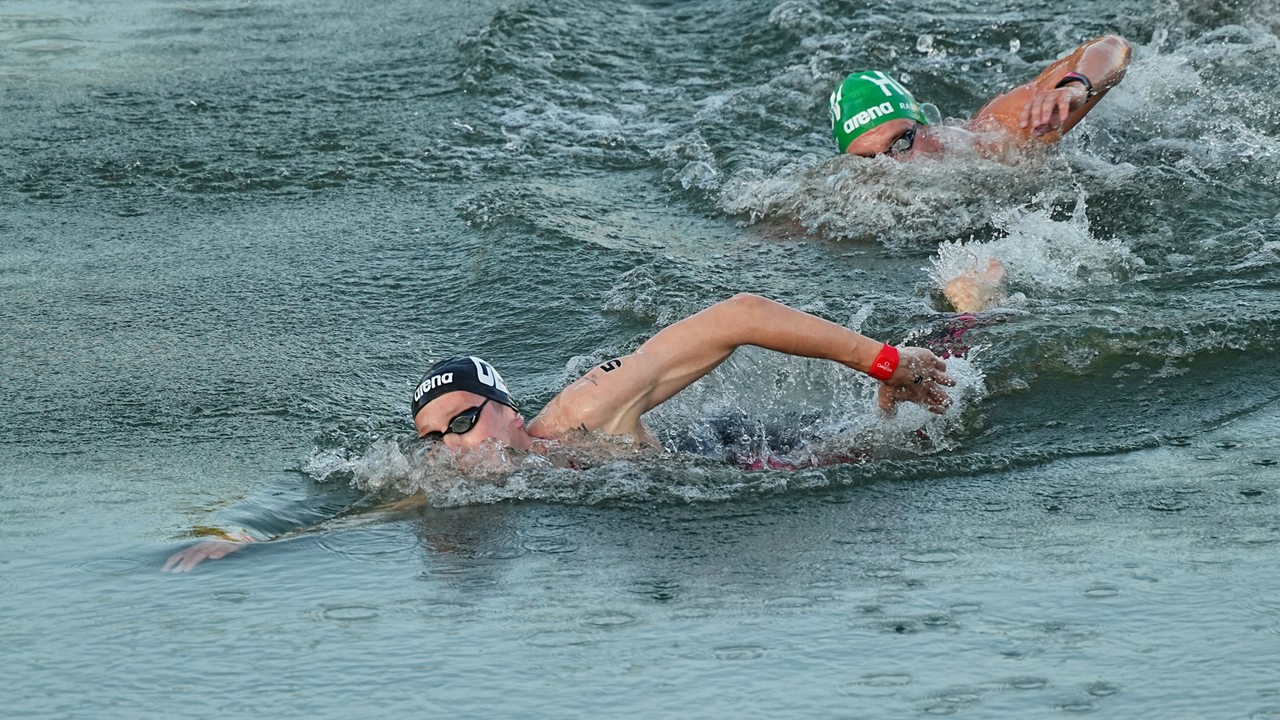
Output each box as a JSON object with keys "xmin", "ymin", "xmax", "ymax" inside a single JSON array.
[
  {"xmin": 411, "ymin": 355, "xmax": 531, "ymax": 451},
  {"xmin": 829, "ymin": 70, "xmax": 934, "ymax": 156}
]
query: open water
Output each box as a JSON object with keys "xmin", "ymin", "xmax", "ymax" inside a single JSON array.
[{"xmin": 4, "ymin": 0, "xmax": 1280, "ymax": 717}]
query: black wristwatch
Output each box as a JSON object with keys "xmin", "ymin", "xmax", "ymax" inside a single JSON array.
[{"xmin": 1055, "ymin": 71, "xmax": 1096, "ymax": 98}]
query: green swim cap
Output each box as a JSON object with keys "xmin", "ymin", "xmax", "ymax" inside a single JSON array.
[{"xmin": 829, "ymin": 70, "xmax": 931, "ymax": 153}]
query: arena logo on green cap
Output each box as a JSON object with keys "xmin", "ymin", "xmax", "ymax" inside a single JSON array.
[{"xmin": 829, "ymin": 70, "xmax": 931, "ymax": 153}]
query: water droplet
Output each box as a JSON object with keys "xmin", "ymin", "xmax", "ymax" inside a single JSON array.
[
  {"xmin": 916, "ymin": 34, "xmax": 934, "ymax": 54},
  {"xmin": 1009, "ymin": 38, "xmax": 1021, "ymax": 53}
]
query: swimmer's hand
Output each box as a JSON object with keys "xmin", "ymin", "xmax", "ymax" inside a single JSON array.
[
  {"xmin": 163, "ymin": 539, "xmax": 250, "ymax": 573},
  {"xmin": 876, "ymin": 346, "xmax": 955, "ymax": 415},
  {"xmin": 942, "ymin": 258, "xmax": 1006, "ymax": 313},
  {"xmin": 1022, "ymin": 83, "xmax": 1088, "ymax": 136}
]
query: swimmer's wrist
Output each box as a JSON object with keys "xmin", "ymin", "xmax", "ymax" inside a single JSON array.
[
  {"xmin": 1055, "ymin": 71, "xmax": 1095, "ymax": 98},
  {"xmin": 866, "ymin": 343, "xmax": 899, "ymax": 382},
  {"xmin": 193, "ymin": 525, "xmax": 261, "ymax": 543}
]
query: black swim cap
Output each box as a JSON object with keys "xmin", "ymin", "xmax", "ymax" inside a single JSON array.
[{"xmin": 411, "ymin": 355, "xmax": 517, "ymax": 419}]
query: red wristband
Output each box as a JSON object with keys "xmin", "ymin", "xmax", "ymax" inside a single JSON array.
[{"xmin": 867, "ymin": 343, "xmax": 899, "ymax": 381}]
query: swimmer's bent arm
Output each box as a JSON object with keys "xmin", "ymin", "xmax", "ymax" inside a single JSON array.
[
  {"xmin": 972, "ymin": 35, "xmax": 1132, "ymax": 140},
  {"xmin": 1023, "ymin": 35, "xmax": 1132, "ymax": 134},
  {"xmin": 541, "ymin": 293, "xmax": 954, "ymax": 437}
]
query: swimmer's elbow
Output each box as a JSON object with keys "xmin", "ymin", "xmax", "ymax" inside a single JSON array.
[
  {"xmin": 725, "ymin": 291, "xmax": 767, "ymax": 307},
  {"xmin": 701, "ymin": 293, "xmax": 786, "ymax": 345},
  {"xmin": 1082, "ymin": 35, "xmax": 1132, "ymax": 91},
  {"xmin": 1099, "ymin": 35, "xmax": 1133, "ymax": 68},
  {"xmin": 722, "ymin": 293, "xmax": 784, "ymax": 326}
]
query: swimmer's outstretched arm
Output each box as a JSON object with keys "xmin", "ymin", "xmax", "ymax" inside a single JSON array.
[
  {"xmin": 163, "ymin": 535, "xmax": 252, "ymax": 573},
  {"xmin": 536, "ymin": 293, "xmax": 954, "ymax": 437},
  {"xmin": 163, "ymin": 493, "xmax": 408, "ymax": 573}
]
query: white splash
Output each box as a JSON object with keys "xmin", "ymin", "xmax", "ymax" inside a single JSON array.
[{"xmin": 927, "ymin": 198, "xmax": 1144, "ymax": 305}]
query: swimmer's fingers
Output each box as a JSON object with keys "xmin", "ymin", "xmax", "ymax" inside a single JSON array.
[
  {"xmin": 876, "ymin": 382, "xmax": 951, "ymax": 415},
  {"xmin": 1049, "ymin": 89, "xmax": 1075, "ymax": 129},
  {"xmin": 876, "ymin": 373, "xmax": 954, "ymax": 416},
  {"xmin": 927, "ymin": 354, "xmax": 955, "ymax": 387},
  {"xmin": 163, "ymin": 539, "xmax": 246, "ymax": 574},
  {"xmin": 1026, "ymin": 85, "xmax": 1086, "ymax": 134},
  {"xmin": 1026, "ymin": 94, "xmax": 1057, "ymax": 133},
  {"xmin": 923, "ymin": 383, "xmax": 953, "ymax": 415},
  {"xmin": 897, "ymin": 347, "xmax": 954, "ymax": 387},
  {"xmin": 877, "ymin": 383, "xmax": 899, "ymax": 414}
]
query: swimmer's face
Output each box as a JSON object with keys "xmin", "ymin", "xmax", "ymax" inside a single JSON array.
[
  {"xmin": 413, "ymin": 390, "xmax": 531, "ymax": 452},
  {"xmin": 845, "ymin": 118, "xmax": 939, "ymax": 158}
]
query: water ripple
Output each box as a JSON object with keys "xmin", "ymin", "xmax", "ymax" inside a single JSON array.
[
  {"xmin": 72, "ymin": 557, "xmax": 145, "ymax": 576},
  {"xmin": 320, "ymin": 604, "xmax": 381, "ymax": 622},
  {"xmin": 712, "ymin": 645, "xmax": 766, "ymax": 661},
  {"xmin": 902, "ymin": 549, "xmax": 960, "ymax": 564}
]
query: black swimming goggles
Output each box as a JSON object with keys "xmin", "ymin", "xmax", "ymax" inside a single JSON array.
[
  {"xmin": 887, "ymin": 125, "xmax": 916, "ymax": 156},
  {"xmin": 421, "ymin": 398, "xmax": 491, "ymax": 441}
]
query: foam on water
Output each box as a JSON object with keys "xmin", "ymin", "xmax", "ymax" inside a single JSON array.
[{"xmin": 927, "ymin": 198, "xmax": 1143, "ymax": 307}]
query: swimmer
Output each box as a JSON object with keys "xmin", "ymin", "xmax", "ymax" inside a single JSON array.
[
  {"xmin": 830, "ymin": 35, "xmax": 1132, "ymax": 159},
  {"xmin": 164, "ymin": 293, "xmax": 953, "ymax": 572},
  {"xmin": 409, "ymin": 294, "xmax": 953, "ymax": 460},
  {"xmin": 832, "ymin": 37, "xmax": 1130, "ymax": 312}
]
